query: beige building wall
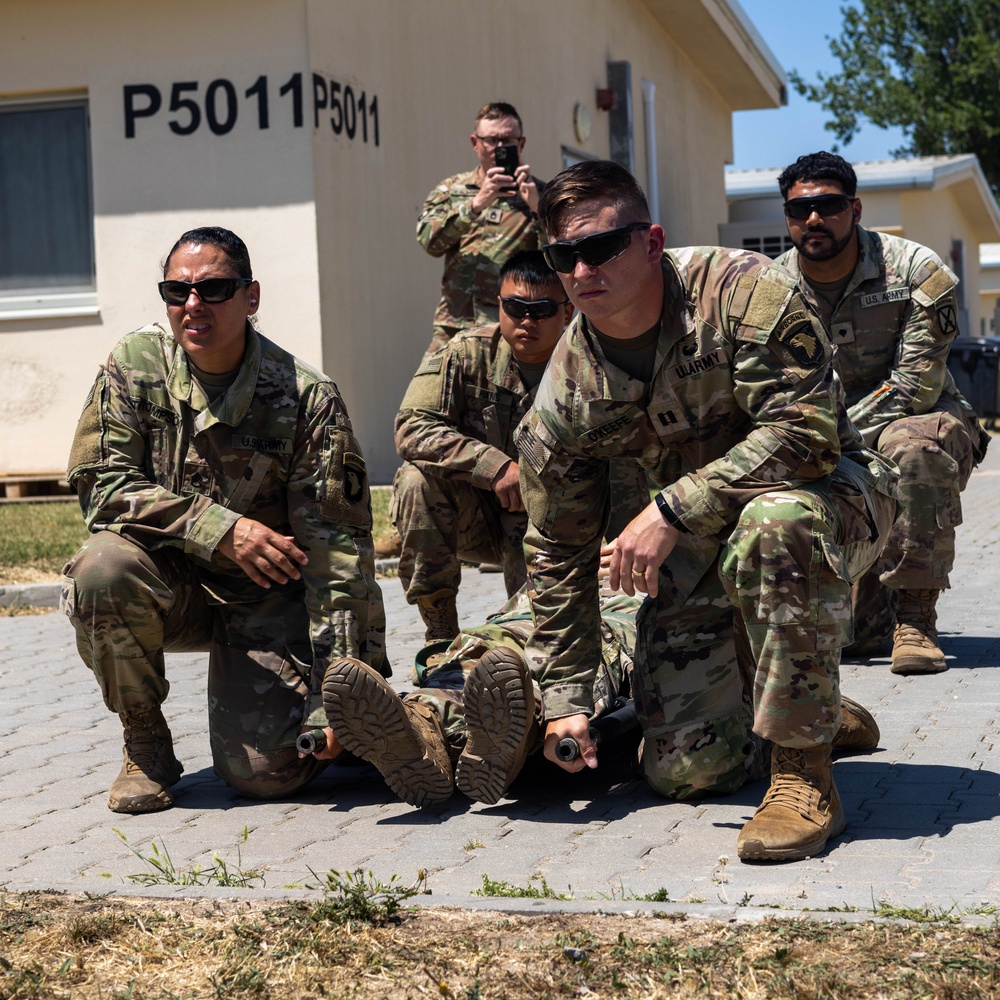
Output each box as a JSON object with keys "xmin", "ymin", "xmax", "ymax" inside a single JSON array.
[{"xmin": 1, "ymin": 0, "xmax": 780, "ymax": 483}]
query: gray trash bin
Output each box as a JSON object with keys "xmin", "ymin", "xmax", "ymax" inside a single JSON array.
[{"xmin": 947, "ymin": 337, "xmax": 1000, "ymax": 418}]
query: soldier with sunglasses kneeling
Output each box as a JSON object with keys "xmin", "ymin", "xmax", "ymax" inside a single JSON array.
[
  {"xmin": 391, "ymin": 251, "xmax": 575, "ymax": 643},
  {"xmin": 61, "ymin": 227, "xmax": 387, "ymax": 814}
]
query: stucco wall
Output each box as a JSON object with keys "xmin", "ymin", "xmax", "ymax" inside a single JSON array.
[{"xmin": 1, "ymin": 0, "xmax": 748, "ymax": 482}]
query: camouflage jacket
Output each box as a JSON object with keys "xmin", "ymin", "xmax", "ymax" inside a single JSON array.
[
  {"xmin": 416, "ymin": 167, "xmax": 544, "ymax": 344},
  {"xmin": 66, "ymin": 323, "xmax": 387, "ymax": 718},
  {"xmin": 515, "ymin": 249, "xmax": 896, "ymax": 719},
  {"xmin": 394, "ymin": 322, "xmax": 534, "ymax": 490},
  {"xmin": 777, "ymin": 227, "xmax": 969, "ymax": 445}
]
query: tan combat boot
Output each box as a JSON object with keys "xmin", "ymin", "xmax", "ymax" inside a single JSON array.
[
  {"xmin": 455, "ymin": 647, "xmax": 538, "ymax": 804},
  {"xmin": 108, "ymin": 708, "xmax": 183, "ymax": 813},
  {"xmin": 416, "ymin": 588, "xmax": 460, "ymax": 643},
  {"xmin": 737, "ymin": 743, "xmax": 844, "ymax": 862},
  {"xmin": 832, "ymin": 695, "xmax": 880, "ymax": 752},
  {"xmin": 321, "ymin": 657, "xmax": 453, "ymax": 807},
  {"xmin": 891, "ymin": 589, "xmax": 947, "ymax": 675}
]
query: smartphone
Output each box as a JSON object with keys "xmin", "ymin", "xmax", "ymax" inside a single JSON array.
[{"xmin": 494, "ymin": 143, "xmax": 519, "ymax": 176}]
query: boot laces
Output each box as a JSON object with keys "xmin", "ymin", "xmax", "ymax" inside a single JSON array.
[
  {"xmin": 760, "ymin": 749, "xmax": 824, "ymax": 818},
  {"xmin": 894, "ymin": 622, "xmax": 937, "ymax": 649},
  {"xmin": 124, "ymin": 724, "xmax": 168, "ymax": 774}
]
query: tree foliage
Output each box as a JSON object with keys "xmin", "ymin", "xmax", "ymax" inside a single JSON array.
[{"xmin": 790, "ymin": 0, "xmax": 1000, "ymax": 195}]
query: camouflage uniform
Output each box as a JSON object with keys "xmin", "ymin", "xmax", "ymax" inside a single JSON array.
[
  {"xmin": 393, "ymin": 323, "xmax": 536, "ymax": 608},
  {"xmin": 416, "ymin": 168, "xmax": 544, "ymax": 350},
  {"xmin": 408, "ymin": 588, "xmax": 640, "ymax": 754},
  {"xmin": 777, "ymin": 228, "xmax": 988, "ymax": 599},
  {"xmin": 61, "ymin": 323, "xmax": 387, "ymax": 798},
  {"xmin": 515, "ymin": 250, "xmax": 898, "ymax": 801}
]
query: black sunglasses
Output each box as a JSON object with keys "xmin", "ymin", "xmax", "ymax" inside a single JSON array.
[
  {"xmin": 158, "ymin": 277, "xmax": 252, "ymax": 306},
  {"xmin": 783, "ymin": 194, "xmax": 853, "ymax": 221},
  {"xmin": 541, "ymin": 222, "xmax": 651, "ymax": 273},
  {"xmin": 500, "ymin": 296, "xmax": 569, "ymax": 320}
]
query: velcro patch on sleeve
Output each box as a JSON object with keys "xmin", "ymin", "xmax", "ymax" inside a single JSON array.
[
  {"xmin": 919, "ymin": 265, "xmax": 957, "ymax": 304},
  {"xmin": 742, "ymin": 278, "xmax": 790, "ymax": 331}
]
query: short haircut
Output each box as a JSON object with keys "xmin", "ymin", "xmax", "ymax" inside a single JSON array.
[
  {"xmin": 777, "ymin": 151, "xmax": 858, "ymax": 199},
  {"xmin": 499, "ymin": 250, "xmax": 561, "ymax": 291},
  {"xmin": 163, "ymin": 227, "xmax": 252, "ymax": 279},
  {"xmin": 537, "ymin": 160, "xmax": 650, "ymax": 238},
  {"xmin": 475, "ymin": 102, "xmax": 523, "ymax": 134}
]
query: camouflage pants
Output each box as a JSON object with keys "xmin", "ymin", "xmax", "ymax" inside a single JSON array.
[
  {"xmin": 850, "ymin": 401, "xmax": 983, "ymax": 644},
  {"xmin": 61, "ymin": 531, "xmax": 326, "ymax": 799},
  {"xmin": 636, "ymin": 476, "xmax": 896, "ymax": 800},
  {"xmin": 392, "ymin": 462, "xmax": 528, "ymax": 604},
  {"xmin": 407, "ymin": 590, "xmax": 639, "ymax": 764}
]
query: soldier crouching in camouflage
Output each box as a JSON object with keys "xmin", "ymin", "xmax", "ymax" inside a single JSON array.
[
  {"xmin": 61, "ymin": 227, "xmax": 387, "ymax": 813},
  {"xmin": 505, "ymin": 161, "xmax": 898, "ymax": 862},
  {"xmin": 776, "ymin": 152, "xmax": 989, "ymax": 674},
  {"xmin": 319, "ymin": 571, "xmax": 881, "ymax": 808},
  {"xmin": 392, "ymin": 251, "xmax": 574, "ymax": 642}
]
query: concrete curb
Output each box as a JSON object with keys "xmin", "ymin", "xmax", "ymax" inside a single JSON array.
[{"xmin": 0, "ymin": 582, "xmax": 60, "ymax": 608}]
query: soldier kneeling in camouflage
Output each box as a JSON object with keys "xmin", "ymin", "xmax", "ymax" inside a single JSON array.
[
  {"xmin": 61, "ymin": 228, "xmax": 387, "ymax": 813},
  {"xmin": 391, "ymin": 251, "xmax": 574, "ymax": 642},
  {"xmin": 511, "ymin": 161, "xmax": 898, "ymax": 862},
  {"xmin": 320, "ymin": 583, "xmax": 881, "ymax": 808}
]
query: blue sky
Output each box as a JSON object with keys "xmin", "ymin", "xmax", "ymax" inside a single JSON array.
[{"xmin": 730, "ymin": 1, "xmax": 908, "ymax": 171}]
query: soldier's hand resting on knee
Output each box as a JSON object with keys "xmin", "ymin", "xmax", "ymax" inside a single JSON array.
[
  {"xmin": 610, "ymin": 502, "xmax": 680, "ymax": 598},
  {"xmin": 218, "ymin": 516, "xmax": 309, "ymax": 588},
  {"xmin": 544, "ymin": 715, "xmax": 598, "ymax": 772}
]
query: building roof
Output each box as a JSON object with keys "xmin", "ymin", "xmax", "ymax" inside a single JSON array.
[
  {"xmin": 644, "ymin": 0, "xmax": 786, "ymax": 111},
  {"xmin": 725, "ymin": 154, "xmax": 1000, "ymax": 243},
  {"xmin": 726, "ymin": 154, "xmax": 986, "ymax": 197}
]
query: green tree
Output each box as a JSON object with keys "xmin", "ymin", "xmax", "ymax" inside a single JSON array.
[{"xmin": 790, "ymin": 0, "xmax": 1000, "ymax": 195}]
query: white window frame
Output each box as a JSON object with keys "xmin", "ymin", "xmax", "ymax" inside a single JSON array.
[{"xmin": 0, "ymin": 92, "xmax": 98, "ymax": 321}]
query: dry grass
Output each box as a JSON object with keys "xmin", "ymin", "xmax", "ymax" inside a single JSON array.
[{"xmin": 0, "ymin": 892, "xmax": 997, "ymax": 999}]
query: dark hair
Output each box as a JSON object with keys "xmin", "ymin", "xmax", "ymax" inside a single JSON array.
[
  {"xmin": 537, "ymin": 160, "xmax": 650, "ymax": 238},
  {"xmin": 499, "ymin": 249, "xmax": 560, "ymax": 290},
  {"xmin": 475, "ymin": 102, "xmax": 523, "ymax": 134},
  {"xmin": 777, "ymin": 151, "xmax": 857, "ymax": 200},
  {"xmin": 162, "ymin": 227, "xmax": 253, "ymax": 278}
]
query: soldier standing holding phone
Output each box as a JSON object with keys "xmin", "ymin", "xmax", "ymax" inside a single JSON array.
[{"xmin": 416, "ymin": 101, "xmax": 545, "ymax": 353}]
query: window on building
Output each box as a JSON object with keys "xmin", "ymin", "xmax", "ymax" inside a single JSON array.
[
  {"xmin": 739, "ymin": 233, "xmax": 795, "ymax": 259},
  {"xmin": 0, "ymin": 97, "xmax": 96, "ymax": 317}
]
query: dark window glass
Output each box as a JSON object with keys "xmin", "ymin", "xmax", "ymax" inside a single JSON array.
[{"xmin": 0, "ymin": 102, "xmax": 95, "ymax": 293}]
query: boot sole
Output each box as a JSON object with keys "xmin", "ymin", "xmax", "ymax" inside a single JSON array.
[
  {"xmin": 108, "ymin": 788, "xmax": 176, "ymax": 813},
  {"xmin": 737, "ymin": 805, "xmax": 846, "ymax": 862},
  {"xmin": 322, "ymin": 658, "xmax": 452, "ymax": 807},
  {"xmin": 890, "ymin": 654, "xmax": 947, "ymax": 675},
  {"xmin": 455, "ymin": 647, "xmax": 533, "ymax": 805}
]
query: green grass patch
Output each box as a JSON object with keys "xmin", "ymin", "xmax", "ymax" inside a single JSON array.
[
  {"xmin": 370, "ymin": 484, "xmax": 393, "ymax": 546},
  {"xmin": 0, "ymin": 501, "xmax": 87, "ymax": 579}
]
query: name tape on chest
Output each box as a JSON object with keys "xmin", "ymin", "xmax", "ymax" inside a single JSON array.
[
  {"xmin": 234, "ymin": 434, "xmax": 293, "ymax": 455},
  {"xmin": 860, "ymin": 288, "xmax": 910, "ymax": 308},
  {"xmin": 669, "ymin": 349, "xmax": 724, "ymax": 381}
]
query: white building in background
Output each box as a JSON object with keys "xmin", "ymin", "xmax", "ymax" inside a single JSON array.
[
  {"xmin": 0, "ymin": 0, "xmax": 784, "ymax": 491},
  {"xmin": 980, "ymin": 244, "xmax": 1000, "ymax": 337},
  {"xmin": 722, "ymin": 155, "xmax": 1000, "ymax": 340}
]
